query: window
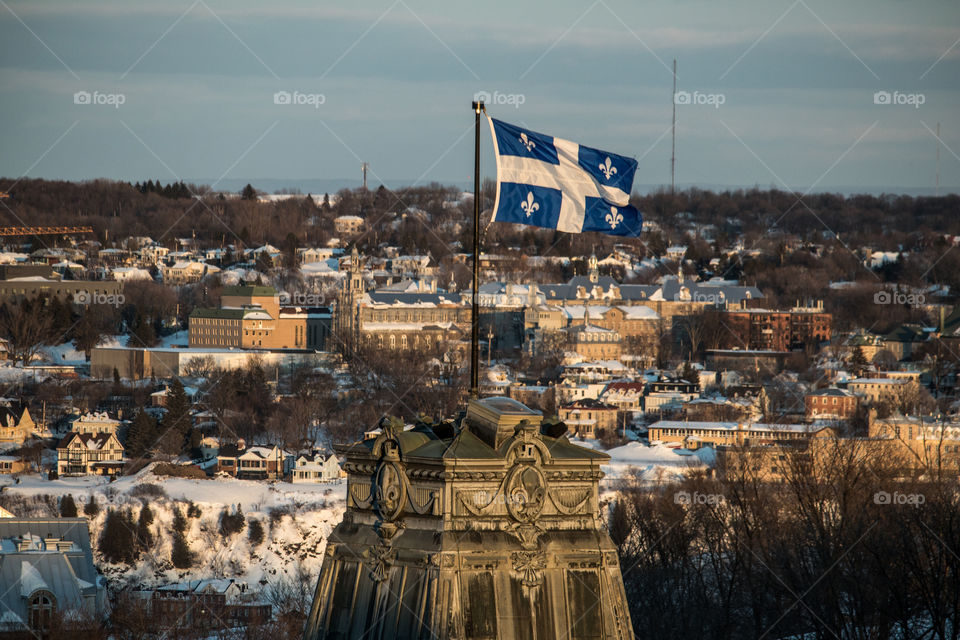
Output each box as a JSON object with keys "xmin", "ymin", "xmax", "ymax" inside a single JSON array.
[{"xmin": 30, "ymin": 592, "xmax": 55, "ymax": 632}]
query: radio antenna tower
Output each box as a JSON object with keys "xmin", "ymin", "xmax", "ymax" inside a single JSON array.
[
  {"xmin": 671, "ymin": 58, "xmax": 677, "ymax": 194},
  {"xmin": 936, "ymin": 122, "xmax": 941, "ymax": 197}
]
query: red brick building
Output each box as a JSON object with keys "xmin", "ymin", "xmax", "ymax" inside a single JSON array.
[
  {"xmin": 805, "ymin": 387, "xmax": 859, "ymax": 419},
  {"xmin": 708, "ymin": 303, "xmax": 831, "ymax": 352}
]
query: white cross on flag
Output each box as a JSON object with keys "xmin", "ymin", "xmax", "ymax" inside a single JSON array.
[{"xmin": 487, "ymin": 117, "xmax": 642, "ymax": 237}]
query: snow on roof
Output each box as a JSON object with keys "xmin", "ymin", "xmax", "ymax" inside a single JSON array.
[
  {"xmin": 20, "ymin": 560, "xmax": 49, "ymax": 597},
  {"xmin": 649, "ymin": 420, "xmax": 815, "ymax": 433}
]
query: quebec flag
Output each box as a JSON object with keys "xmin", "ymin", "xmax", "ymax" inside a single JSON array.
[{"xmin": 487, "ymin": 117, "xmax": 642, "ymax": 237}]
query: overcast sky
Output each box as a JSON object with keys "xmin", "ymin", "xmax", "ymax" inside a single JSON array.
[{"xmin": 1, "ymin": 0, "xmax": 958, "ymax": 193}]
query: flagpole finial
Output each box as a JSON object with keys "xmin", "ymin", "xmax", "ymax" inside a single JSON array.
[{"xmin": 473, "ymin": 100, "xmax": 485, "ymax": 114}]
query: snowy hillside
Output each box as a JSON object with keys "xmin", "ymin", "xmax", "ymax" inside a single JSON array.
[{"xmin": 1, "ymin": 467, "xmax": 345, "ymax": 590}]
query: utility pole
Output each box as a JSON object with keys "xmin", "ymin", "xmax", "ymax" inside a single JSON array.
[
  {"xmin": 487, "ymin": 326, "xmax": 494, "ymax": 368},
  {"xmin": 361, "ymin": 162, "xmax": 369, "ymax": 190}
]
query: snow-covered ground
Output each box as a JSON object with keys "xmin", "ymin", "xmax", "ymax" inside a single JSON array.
[
  {"xmin": 570, "ymin": 437, "xmax": 714, "ymax": 490},
  {"xmin": 1, "ymin": 466, "xmax": 345, "ymax": 590}
]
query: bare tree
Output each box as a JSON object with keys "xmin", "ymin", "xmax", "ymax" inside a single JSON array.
[{"xmin": 0, "ymin": 299, "xmax": 56, "ymax": 365}]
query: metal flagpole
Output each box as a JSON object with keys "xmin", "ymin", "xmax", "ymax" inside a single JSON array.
[{"xmin": 470, "ymin": 100, "xmax": 484, "ymax": 397}]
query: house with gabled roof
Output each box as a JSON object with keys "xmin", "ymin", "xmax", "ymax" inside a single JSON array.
[
  {"xmin": 56, "ymin": 432, "xmax": 125, "ymax": 476},
  {"xmin": 291, "ymin": 451, "xmax": 344, "ymax": 483},
  {"xmin": 0, "ymin": 402, "xmax": 34, "ymax": 448},
  {"xmin": 216, "ymin": 440, "xmax": 292, "ymax": 480}
]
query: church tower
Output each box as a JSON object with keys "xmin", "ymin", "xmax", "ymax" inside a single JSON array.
[
  {"xmin": 588, "ymin": 252, "xmax": 599, "ymax": 284},
  {"xmin": 335, "ymin": 247, "xmax": 364, "ymax": 352}
]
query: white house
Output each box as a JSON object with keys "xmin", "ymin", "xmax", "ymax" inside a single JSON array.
[
  {"xmin": 69, "ymin": 411, "xmax": 121, "ymax": 435},
  {"xmin": 162, "ymin": 261, "xmax": 220, "ymax": 285},
  {"xmin": 291, "ymin": 452, "xmax": 343, "ymax": 483}
]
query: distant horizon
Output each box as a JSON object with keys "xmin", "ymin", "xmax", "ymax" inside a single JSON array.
[{"xmin": 4, "ymin": 175, "xmax": 957, "ymax": 199}]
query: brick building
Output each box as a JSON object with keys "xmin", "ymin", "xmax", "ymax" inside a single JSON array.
[
  {"xmin": 805, "ymin": 388, "xmax": 859, "ymax": 419},
  {"xmin": 189, "ymin": 285, "xmax": 331, "ymax": 351},
  {"xmin": 707, "ymin": 302, "xmax": 831, "ymax": 351}
]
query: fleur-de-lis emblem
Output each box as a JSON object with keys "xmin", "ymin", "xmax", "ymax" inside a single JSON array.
[
  {"xmin": 599, "ymin": 156, "xmax": 617, "ymax": 180},
  {"xmin": 519, "ymin": 132, "xmax": 536, "ymax": 152},
  {"xmin": 520, "ymin": 191, "xmax": 540, "ymax": 218},
  {"xmin": 605, "ymin": 206, "xmax": 623, "ymax": 229}
]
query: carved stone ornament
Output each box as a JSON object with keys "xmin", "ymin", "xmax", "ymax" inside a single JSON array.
[
  {"xmin": 374, "ymin": 460, "xmax": 406, "ymax": 521},
  {"xmin": 505, "ymin": 463, "xmax": 546, "ymax": 523},
  {"xmin": 368, "ymin": 545, "xmax": 395, "ymax": 583},
  {"xmin": 512, "ymin": 550, "xmax": 547, "ymax": 587}
]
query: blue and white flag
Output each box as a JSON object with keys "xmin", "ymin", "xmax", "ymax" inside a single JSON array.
[{"xmin": 487, "ymin": 117, "xmax": 642, "ymax": 237}]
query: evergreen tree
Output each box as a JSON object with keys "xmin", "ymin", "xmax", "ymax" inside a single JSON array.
[
  {"xmin": 60, "ymin": 494, "xmax": 78, "ymax": 517},
  {"xmin": 126, "ymin": 409, "xmax": 158, "ymax": 458},
  {"xmin": 83, "ymin": 494, "xmax": 100, "ymax": 518},
  {"xmin": 851, "ymin": 345, "xmax": 868, "ymax": 375},
  {"xmin": 681, "ymin": 362, "xmax": 700, "ymax": 386},
  {"xmin": 99, "ymin": 508, "xmax": 137, "ymax": 564},
  {"xmin": 171, "ymin": 532, "xmax": 194, "ymax": 568},
  {"xmin": 248, "ymin": 519, "xmax": 264, "ymax": 547},
  {"xmin": 218, "ymin": 505, "xmax": 246, "ymax": 537},
  {"xmin": 241, "ymin": 183, "xmax": 257, "ymax": 200},
  {"xmin": 172, "ymin": 506, "xmax": 187, "ymax": 534},
  {"xmin": 136, "ymin": 504, "xmax": 154, "ymax": 550},
  {"xmin": 160, "ymin": 379, "xmax": 191, "ymax": 453}
]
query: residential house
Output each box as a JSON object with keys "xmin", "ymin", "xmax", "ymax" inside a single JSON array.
[
  {"xmin": 558, "ymin": 398, "xmax": 619, "ymax": 439},
  {"xmin": 216, "ymin": 441, "xmax": 292, "ymax": 480},
  {"xmin": 805, "ymin": 388, "xmax": 859, "ymax": 420},
  {"xmin": 0, "ymin": 403, "xmax": 35, "ymax": 448},
  {"xmin": 0, "ymin": 455, "xmax": 28, "ymax": 475},
  {"xmin": 69, "ymin": 411, "xmax": 121, "ymax": 435},
  {"xmin": 56, "ymin": 432, "xmax": 125, "ymax": 476},
  {"xmin": 162, "ymin": 261, "xmax": 220, "ymax": 285},
  {"xmin": 600, "ymin": 382, "xmax": 646, "ymax": 412},
  {"xmin": 291, "ymin": 452, "xmax": 344, "ymax": 483},
  {"xmin": 333, "ymin": 215, "xmax": 364, "ymax": 236}
]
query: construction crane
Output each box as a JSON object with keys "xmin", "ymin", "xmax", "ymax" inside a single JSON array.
[{"xmin": 0, "ymin": 226, "xmax": 93, "ymax": 236}]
